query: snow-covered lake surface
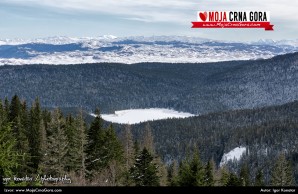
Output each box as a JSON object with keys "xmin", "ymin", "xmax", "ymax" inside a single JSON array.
[
  {"xmin": 220, "ymin": 146, "xmax": 247, "ymax": 167},
  {"xmin": 90, "ymin": 108, "xmax": 195, "ymax": 124}
]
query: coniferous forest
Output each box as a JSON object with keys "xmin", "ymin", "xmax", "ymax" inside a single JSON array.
[
  {"xmin": 0, "ymin": 95, "xmax": 296, "ymax": 187},
  {"xmin": 0, "ymin": 52, "xmax": 297, "ymax": 189}
]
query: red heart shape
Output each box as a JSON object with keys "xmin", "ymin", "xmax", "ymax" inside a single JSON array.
[{"xmin": 199, "ymin": 12, "xmax": 207, "ymax": 21}]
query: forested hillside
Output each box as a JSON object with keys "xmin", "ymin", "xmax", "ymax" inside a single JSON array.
[
  {"xmin": 1, "ymin": 52, "xmax": 297, "ymax": 187},
  {"xmin": 121, "ymin": 100, "xmax": 298, "ymax": 185},
  {"xmin": 0, "ymin": 52, "xmax": 297, "ymax": 115},
  {"xmin": 0, "ymin": 96, "xmax": 296, "ymax": 186}
]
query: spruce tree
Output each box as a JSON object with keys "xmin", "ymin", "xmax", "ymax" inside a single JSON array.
[
  {"xmin": 219, "ymin": 165, "xmax": 230, "ymax": 186},
  {"xmin": 142, "ymin": 123, "xmax": 154, "ymax": 154},
  {"xmin": 122, "ymin": 139, "xmax": 140, "ymax": 186},
  {"xmin": 86, "ymin": 109, "xmax": 124, "ymax": 179},
  {"xmin": 0, "ymin": 101, "xmax": 4, "ymax": 123},
  {"xmin": 0, "ymin": 123, "xmax": 21, "ymax": 185},
  {"xmin": 0, "ymin": 101, "xmax": 5, "ymax": 127},
  {"xmin": 177, "ymin": 158, "xmax": 192, "ymax": 186},
  {"xmin": 28, "ymin": 98, "xmax": 42, "ymax": 172},
  {"xmin": 4, "ymin": 98, "xmax": 10, "ymax": 120},
  {"xmin": 76, "ymin": 110, "xmax": 87, "ymax": 184},
  {"xmin": 62, "ymin": 110, "xmax": 87, "ymax": 184},
  {"xmin": 239, "ymin": 164, "xmax": 250, "ymax": 186},
  {"xmin": 120, "ymin": 125, "xmax": 135, "ymax": 186},
  {"xmin": 39, "ymin": 119, "xmax": 47, "ymax": 169},
  {"xmin": 177, "ymin": 151, "xmax": 205, "ymax": 186},
  {"xmin": 41, "ymin": 109, "xmax": 68, "ymax": 177},
  {"xmin": 95, "ymin": 125, "xmax": 124, "ymax": 186},
  {"xmin": 133, "ymin": 140, "xmax": 140, "ymax": 157},
  {"xmin": 226, "ymin": 172, "xmax": 242, "ymax": 186},
  {"xmin": 9, "ymin": 95, "xmax": 21, "ymax": 122},
  {"xmin": 255, "ymin": 169, "xmax": 265, "ymax": 186},
  {"xmin": 86, "ymin": 108, "xmax": 106, "ymax": 173},
  {"xmin": 104, "ymin": 125, "xmax": 124, "ymax": 164},
  {"xmin": 155, "ymin": 156, "xmax": 168, "ymax": 186},
  {"xmin": 141, "ymin": 123, "xmax": 168, "ymax": 185},
  {"xmin": 130, "ymin": 148, "xmax": 160, "ymax": 186},
  {"xmin": 65, "ymin": 114, "xmax": 81, "ymax": 172},
  {"xmin": 204, "ymin": 159, "xmax": 215, "ymax": 186},
  {"xmin": 9, "ymin": 96, "xmax": 28, "ymax": 152},
  {"xmin": 7, "ymin": 96, "xmax": 30, "ymax": 176},
  {"xmin": 13, "ymin": 116, "xmax": 30, "ymax": 176},
  {"xmin": 20, "ymin": 101, "xmax": 29, "ymax": 129},
  {"xmin": 121, "ymin": 125, "xmax": 134, "ymax": 171},
  {"xmin": 168, "ymin": 160, "xmax": 179, "ymax": 186},
  {"xmin": 271, "ymin": 153, "xmax": 295, "ymax": 186}
]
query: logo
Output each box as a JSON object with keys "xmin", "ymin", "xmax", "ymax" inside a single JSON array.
[
  {"xmin": 192, "ymin": 11, "xmax": 274, "ymax": 31},
  {"xmin": 199, "ymin": 12, "xmax": 207, "ymax": 21}
]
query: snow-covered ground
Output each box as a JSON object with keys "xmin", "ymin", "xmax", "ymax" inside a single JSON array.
[
  {"xmin": 220, "ymin": 146, "xmax": 247, "ymax": 167},
  {"xmin": 90, "ymin": 108, "xmax": 195, "ymax": 124},
  {"xmin": 0, "ymin": 36, "xmax": 297, "ymax": 65}
]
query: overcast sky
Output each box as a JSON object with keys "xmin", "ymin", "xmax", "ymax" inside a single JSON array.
[{"xmin": 0, "ymin": 0, "xmax": 297, "ymax": 41}]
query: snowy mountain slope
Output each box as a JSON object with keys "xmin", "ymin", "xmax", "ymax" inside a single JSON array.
[{"xmin": 0, "ymin": 36, "xmax": 297, "ymax": 65}]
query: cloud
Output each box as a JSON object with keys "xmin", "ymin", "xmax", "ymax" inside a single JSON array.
[
  {"xmin": 1, "ymin": 0, "xmax": 297, "ymax": 24},
  {"xmin": 0, "ymin": 0, "xmax": 196, "ymax": 24}
]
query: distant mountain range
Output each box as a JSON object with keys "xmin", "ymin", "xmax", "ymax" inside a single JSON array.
[
  {"xmin": 0, "ymin": 52, "xmax": 297, "ymax": 115},
  {"xmin": 0, "ymin": 36, "xmax": 297, "ymax": 65}
]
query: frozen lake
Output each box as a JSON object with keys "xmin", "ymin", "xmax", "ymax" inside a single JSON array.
[{"xmin": 91, "ymin": 108, "xmax": 195, "ymax": 124}]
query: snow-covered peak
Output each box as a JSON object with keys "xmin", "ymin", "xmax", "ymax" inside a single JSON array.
[
  {"xmin": 102, "ymin": 35, "xmax": 118, "ymax": 39},
  {"xmin": 251, "ymin": 39, "xmax": 298, "ymax": 47},
  {"xmin": 255, "ymin": 39, "xmax": 276, "ymax": 45},
  {"xmin": 124, "ymin": 35, "xmax": 210, "ymax": 43}
]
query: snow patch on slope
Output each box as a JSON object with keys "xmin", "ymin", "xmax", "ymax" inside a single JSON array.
[
  {"xmin": 90, "ymin": 108, "xmax": 195, "ymax": 124},
  {"xmin": 220, "ymin": 146, "xmax": 247, "ymax": 167}
]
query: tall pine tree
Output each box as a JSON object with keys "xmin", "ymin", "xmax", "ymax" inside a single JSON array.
[
  {"xmin": 28, "ymin": 98, "xmax": 42, "ymax": 172},
  {"xmin": 142, "ymin": 123, "xmax": 154, "ymax": 154},
  {"xmin": 271, "ymin": 153, "xmax": 295, "ymax": 186},
  {"xmin": 0, "ymin": 123, "xmax": 19, "ymax": 180},
  {"xmin": 121, "ymin": 124, "xmax": 134, "ymax": 171},
  {"xmin": 167, "ymin": 160, "xmax": 179, "ymax": 186},
  {"xmin": 204, "ymin": 159, "xmax": 215, "ymax": 186},
  {"xmin": 65, "ymin": 114, "xmax": 81, "ymax": 172},
  {"xmin": 41, "ymin": 109, "xmax": 68, "ymax": 178},
  {"xmin": 76, "ymin": 110, "xmax": 87, "ymax": 184},
  {"xmin": 104, "ymin": 125, "xmax": 124, "ymax": 165},
  {"xmin": 177, "ymin": 151, "xmax": 205, "ymax": 186},
  {"xmin": 219, "ymin": 165, "xmax": 230, "ymax": 186},
  {"xmin": 86, "ymin": 108, "xmax": 106, "ymax": 174},
  {"xmin": 130, "ymin": 148, "xmax": 160, "ymax": 186},
  {"xmin": 9, "ymin": 96, "xmax": 30, "ymax": 176},
  {"xmin": 239, "ymin": 164, "xmax": 250, "ymax": 186},
  {"xmin": 254, "ymin": 169, "xmax": 265, "ymax": 186},
  {"xmin": 226, "ymin": 172, "xmax": 242, "ymax": 186}
]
